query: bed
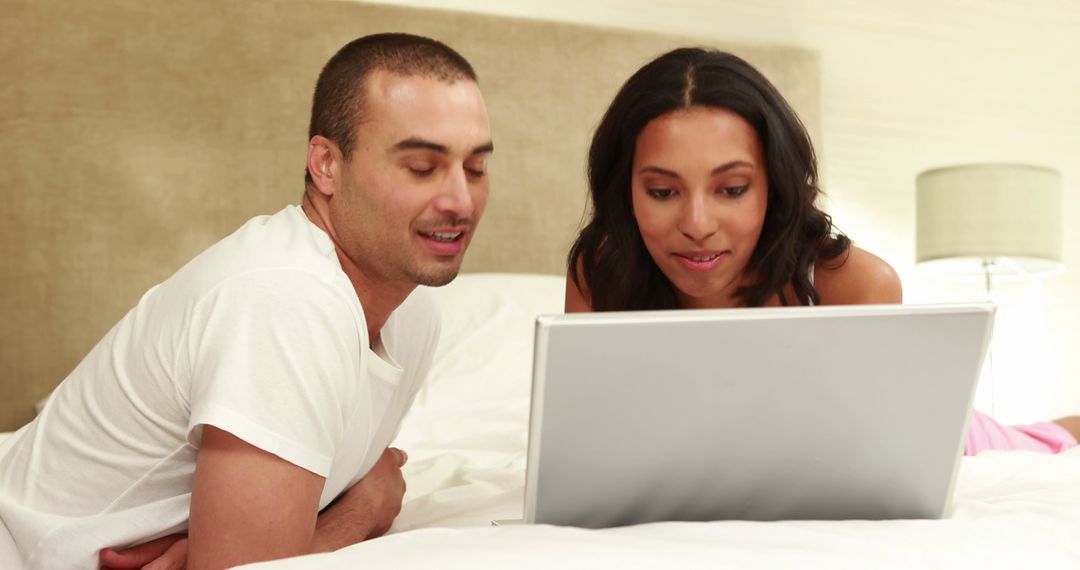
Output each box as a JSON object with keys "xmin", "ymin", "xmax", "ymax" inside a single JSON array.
[{"xmin": 238, "ymin": 273, "xmax": 1080, "ymax": 569}]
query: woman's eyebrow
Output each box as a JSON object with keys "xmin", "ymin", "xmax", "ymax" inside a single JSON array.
[
  {"xmin": 637, "ymin": 160, "xmax": 752, "ymax": 178},
  {"xmin": 710, "ymin": 160, "xmax": 753, "ymax": 175},
  {"xmin": 637, "ymin": 166, "xmax": 679, "ymax": 177}
]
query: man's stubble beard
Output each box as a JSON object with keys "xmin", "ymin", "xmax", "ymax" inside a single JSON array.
[{"xmin": 408, "ymin": 264, "xmax": 461, "ymax": 287}]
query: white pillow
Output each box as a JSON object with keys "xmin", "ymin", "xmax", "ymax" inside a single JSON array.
[
  {"xmin": 395, "ymin": 273, "xmax": 564, "ymax": 452},
  {"xmin": 421, "ymin": 272, "xmax": 565, "ymax": 403},
  {"xmin": 390, "ymin": 273, "xmax": 566, "ymax": 529}
]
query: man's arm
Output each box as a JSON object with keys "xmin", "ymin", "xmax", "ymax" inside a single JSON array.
[
  {"xmin": 186, "ymin": 426, "xmax": 324, "ymax": 569},
  {"xmin": 100, "ymin": 436, "xmax": 407, "ymax": 569}
]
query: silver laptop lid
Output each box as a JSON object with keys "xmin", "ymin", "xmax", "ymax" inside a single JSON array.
[{"xmin": 524, "ymin": 303, "xmax": 994, "ymax": 527}]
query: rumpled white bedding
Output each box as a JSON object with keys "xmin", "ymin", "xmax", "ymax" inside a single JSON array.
[
  {"xmin": 243, "ymin": 273, "xmax": 1080, "ymax": 569},
  {"xmin": 251, "ymin": 452, "xmax": 1080, "ymax": 569}
]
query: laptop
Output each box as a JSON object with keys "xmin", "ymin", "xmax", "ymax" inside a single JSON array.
[{"xmin": 520, "ymin": 303, "xmax": 994, "ymax": 528}]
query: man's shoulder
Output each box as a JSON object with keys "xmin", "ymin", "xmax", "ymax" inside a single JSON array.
[
  {"xmin": 163, "ymin": 206, "xmax": 349, "ymax": 305},
  {"xmin": 196, "ymin": 206, "xmax": 337, "ymax": 276}
]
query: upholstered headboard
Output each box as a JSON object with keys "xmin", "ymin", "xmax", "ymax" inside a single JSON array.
[{"xmin": 0, "ymin": 0, "xmax": 819, "ymax": 430}]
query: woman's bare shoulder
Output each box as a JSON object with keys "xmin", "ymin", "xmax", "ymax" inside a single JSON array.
[{"xmin": 814, "ymin": 245, "xmax": 902, "ymax": 305}]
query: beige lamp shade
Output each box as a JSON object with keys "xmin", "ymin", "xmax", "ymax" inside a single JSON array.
[{"xmin": 916, "ymin": 163, "xmax": 1064, "ymax": 277}]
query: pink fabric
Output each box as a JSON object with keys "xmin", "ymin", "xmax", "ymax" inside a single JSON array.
[{"xmin": 964, "ymin": 409, "xmax": 1078, "ymax": 456}]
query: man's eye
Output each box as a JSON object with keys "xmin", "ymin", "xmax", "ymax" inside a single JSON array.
[
  {"xmin": 465, "ymin": 167, "xmax": 487, "ymax": 178},
  {"xmin": 408, "ymin": 166, "xmax": 435, "ymax": 177},
  {"xmin": 722, "ymin": 185, "xmax": 749, "ymax": 197},
  {"xmin": 646, "ymin": 188, "xmax": 675, "ymax": 200}
]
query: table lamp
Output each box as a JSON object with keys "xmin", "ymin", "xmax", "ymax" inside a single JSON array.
[{"xmin": 915, "ymin": 163, "xmax": 1064, "ymax": 416}]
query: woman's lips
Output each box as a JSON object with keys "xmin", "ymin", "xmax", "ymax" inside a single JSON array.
[{"xmin": 673, "ymin": 250, "xmax": 728, "ymax": 271}]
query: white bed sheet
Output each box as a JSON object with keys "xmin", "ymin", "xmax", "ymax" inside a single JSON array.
[
  {"xmin": 253, "ymin": 448, "xmax": 1080, "ymax": 569},
  {"xmin": 241, "ymin": 273, "xmax": 1080, "ymax": 569}
]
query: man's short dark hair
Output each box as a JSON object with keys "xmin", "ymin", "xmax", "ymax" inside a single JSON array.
[{"xmin": 305, "ymin": 33, "xmax": 478, "ymax": 186}]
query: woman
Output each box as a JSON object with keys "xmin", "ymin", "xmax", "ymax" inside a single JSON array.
[{"xmin": 565, "ymin": 47, "xmax": 1078, "ymax": 454}]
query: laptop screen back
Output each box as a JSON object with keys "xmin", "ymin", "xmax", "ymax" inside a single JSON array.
[{"xmin": 524, "ymin": 304, "xmax": 994, "ymax": 527}]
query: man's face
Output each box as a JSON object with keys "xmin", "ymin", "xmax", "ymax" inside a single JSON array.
[{"xmin": 329, "ymin": 69, "xmax": 492, "ymax": 287}]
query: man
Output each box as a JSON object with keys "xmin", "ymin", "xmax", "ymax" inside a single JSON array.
[{"xmin": 0, "ymin": 33, "xmax": 492, "ymax": 569}]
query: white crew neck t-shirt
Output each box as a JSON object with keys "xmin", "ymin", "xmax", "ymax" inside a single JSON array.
[{"xmin": 0, "ymin": 205, "xmax": 439, "ymax": 569}]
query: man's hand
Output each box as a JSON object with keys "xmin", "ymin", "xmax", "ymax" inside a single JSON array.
[
  {"xmin": 99, "ymin": 534, "xmax": 187, "ymax": 570},
  {"xmin": 311, "ymin": 447, "xmax": 408, "ymax": 551},
  {"xmin": 357, "ymin": 446, "xmax": 409, "ymax": 538}
]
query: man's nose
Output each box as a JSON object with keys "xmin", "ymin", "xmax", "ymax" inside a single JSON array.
[{"xmin": 433, "ymin": 168, "xmax": 475, "ymax": 219}]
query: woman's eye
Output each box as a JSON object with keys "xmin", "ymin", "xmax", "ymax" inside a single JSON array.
[
  {"xmin": 646, "ymin": 188, "xmax": 675, "ymax": 200},
  {"xmin": 722, "ymin": 185, "xmax": 750, "ymax": 197}
]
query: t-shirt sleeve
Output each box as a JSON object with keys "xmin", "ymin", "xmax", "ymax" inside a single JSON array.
[{"xmin": 183, "ymin": 270, "xmax": 365, "ymax": 477}]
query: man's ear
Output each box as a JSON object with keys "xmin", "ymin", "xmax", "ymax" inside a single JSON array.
[{"xmin": 307, "ymin": 135, "xmax": 341, "ymax": 197}]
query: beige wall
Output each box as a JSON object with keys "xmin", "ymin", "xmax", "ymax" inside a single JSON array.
[{"xmin": 0, "ymin": 0, "xmax": 819, "ymax": 430}]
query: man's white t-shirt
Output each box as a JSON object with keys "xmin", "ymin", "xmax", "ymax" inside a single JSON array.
[{"xmin": 0, "ymin": 205, "xmax": 439, "ymax": 569}]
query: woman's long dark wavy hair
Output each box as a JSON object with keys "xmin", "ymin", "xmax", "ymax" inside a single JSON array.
[{"xmin": 568, "ymin": 47, "xmax": 849, "ymax": 310}]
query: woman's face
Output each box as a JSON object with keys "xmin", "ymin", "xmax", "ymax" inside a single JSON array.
[{"xmin": 631, "ymin": 106, "xmax": 768, "ymax": 308}]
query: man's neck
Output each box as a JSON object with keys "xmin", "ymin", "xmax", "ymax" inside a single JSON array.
[{"xmin": 300, "ymin": 192, "xmax": 414, "ymax": 346}]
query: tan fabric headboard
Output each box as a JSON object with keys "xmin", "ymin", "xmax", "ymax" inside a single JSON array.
[{"xmin": 0, "ymin": 0, "xmax": 819, "ymax": 430}]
